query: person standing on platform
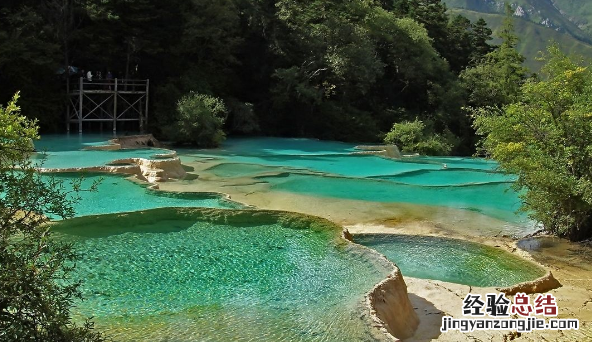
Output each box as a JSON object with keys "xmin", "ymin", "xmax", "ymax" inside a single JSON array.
[
  {"xmin": 106, "ymin": 70, "xmax": 113, "ymax": 90},
  {"xmin": 86, "ymin": 70, "xmax": 93, "ymax": 82}
]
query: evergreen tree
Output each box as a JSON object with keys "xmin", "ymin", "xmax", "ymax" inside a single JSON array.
[
  {"xmin": 460, "ymin": 5, "xmax": 528, "ymax": 107},
  {"xmin": 470, "ymin": 18, "xmax": 495, "ymax": 61}
]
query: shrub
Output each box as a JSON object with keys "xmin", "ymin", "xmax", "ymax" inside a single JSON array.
[
  {"xmin": 164, "ymin": 92, "xmax": 228, "ymax": 147},
  {"xmin": 384, "ymin": 119, "xmax": 452, "ymax": 155},
  {"xmin": 473, "ymin": 46, "xmax": 592, "ymax": 241},
  {"xmin": 0, "ymin": 94, "xmax": 105, "ymax": 341}
]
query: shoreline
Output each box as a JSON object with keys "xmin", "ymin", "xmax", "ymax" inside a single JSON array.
[{"xmin": 43, "ymin": 137, "xmax": 591, "ymax": 341}]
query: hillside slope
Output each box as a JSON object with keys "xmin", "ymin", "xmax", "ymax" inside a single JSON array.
[
  {"xmin": 446, "ymin": 5, "xmax": 592, "ymax": 71},
  {"xmin": 444, "ymin": 0, "xmax": 592, "ymax": 43}
]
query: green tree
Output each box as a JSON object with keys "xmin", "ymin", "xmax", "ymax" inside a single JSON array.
[
  {"xmin": 473, "ymin": 45, "xmax": 592, "ymax": 241},
  {"xmin": 0, "ymin": 3, "xmax": 64, "ymax": 131},
  {"xmin": 445, "ymin": 14, "xmax": 474, "ymax": 73},
  {"xmin": 164, "ymin": 92, "xmax": 228, "ymax": 147},
  {"xmin": 384, "ymin": 119, "xmax": 453, "ymax": 155},
  {"xmin": 0, "ymin": 94, "xmax": 105, "ymax": 341},
  {"xmin": 470, "ymin": 18, "xmax": 494, "ymax": 62},
  {"xmin": 460, "ymin": 5, "xmax": 528, "ymax": 107}
]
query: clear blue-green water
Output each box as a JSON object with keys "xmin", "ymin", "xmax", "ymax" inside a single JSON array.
[
  {"xmin": 258, "ymin": 173, "xmax": 522, "ymax": 223},
  {"xmin": 35, "ymin": 135, "xmax": 544, "ymax": 340},
  {"xmin": 53, "ymin": 210, "xmax": 391, "ymax": 341},
  {"xmin": 354, "ymin": 234, "xmax": 545, "ymax": 287},
  {"xmin": 36, "ymin": 136, "xmax": 527, "ymax": 224},
  {"xmin": 34, "ymin": 134, "xmax": 174, "ymax": 169},
  {"xmin": 43, "ymin": 173, "xmax": 242, "ymax": 218},
  {"xmin": 180, "ymin": 137, "xmax": 528, "ymax": 224},
  {"xmin": 180, "ymin": 137, "xmax": 499, "ymax": 178},
  {"xmin": 36, "ymin": 135, "xmax": 532, "ymax": 224},
  {"xmin": 371, "ymin": 169, "xmax": 515, "ymax": 186}
]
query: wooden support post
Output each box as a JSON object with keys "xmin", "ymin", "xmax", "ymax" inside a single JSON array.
[
  {"xmin": 145, "ymin": 79, "xmax": 150, "ymax": 130},
  {"xmin": 139, "ymin": 97, "xmax": 144, "ymax": 133},
  {"xmin": 66, "ymin": 77, "xmax": 70, "ymax": 132},
  {"xmin": 113, "ymin": 78, "xmax": 118, "ymax": 133},
  {"xmin": 78, "ymin": 77, "xmax": 83, "ymax": 133}
]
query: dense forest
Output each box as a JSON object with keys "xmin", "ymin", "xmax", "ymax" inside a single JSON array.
[{"xmin": 0, "ymin": 0, "xmax": 509, "ymax": 154}]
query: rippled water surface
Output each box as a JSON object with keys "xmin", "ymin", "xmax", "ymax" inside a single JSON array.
[
  {"xmin": 35, "ymin": 134, "xmax": 173, "ymax": 169},
  {"xmin": 37, "ymin": 136, "xmax": 542, "ymax": 341},
  {"xmin": 43, "ymin": 173, "xmax": 242, "ymax": 218},
  {"xmin": 354, "ymin": 234, "xmax": 545, "ymax": 287},
  {"xmin": 54, "ymin": 210, "xmax": 391, "ymax": 341}
]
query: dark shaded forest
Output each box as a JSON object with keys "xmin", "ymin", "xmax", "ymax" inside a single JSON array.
[{"xmin": 0, "ymin": 0, "xmax": 503, "ymax": 154}]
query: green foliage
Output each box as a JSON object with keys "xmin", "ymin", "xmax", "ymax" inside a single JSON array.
[
  {"xmin": 460, "ymin": 8, "xmax": 528, "ymax": 108},
  {"xmin": 444, "ymin": 0, "xmax": 592, "ymax": 45},
  {"xmin": 473, "ymin": 45, "xmax": 592, "ymax": 241},
  {"xmin": 225, "ymin": 98, "xmax": 260, "ymax": 135},
  {"xmin": 164, "ymin": 92, "xmax": 228, "ymax": 147},
  {"xmin": 384, "ymin": 119, "xmax": 453, "ymax": 155},
  {"xmin": 0, "ymin": 3, "xmax": 64, "ymax": 131},
  {"xmin": 447, "ymin": 7, "xmax": 592, "ymax": 72},
  {"xmin": 470, "ymin": 18, "xmax": 495, "ymax": 61},
  {"xmin": 0, "ymin": 0, "xmax": 503, "ymax": 152},
  {"xmin": 0, "ymin": 94, "xmax": 105, "ymax": 341}
]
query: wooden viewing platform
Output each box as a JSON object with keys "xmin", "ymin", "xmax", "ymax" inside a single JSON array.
[{"xmin": 67, "ymin": 78, "xmax": 149, "ymax": 133}]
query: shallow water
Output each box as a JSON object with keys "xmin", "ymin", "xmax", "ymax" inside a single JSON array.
[
  {"xmin": 37, "ymin": 136, "xmax": 527, "ymax": 224},
  {"xmin": 34, "ymin": 136, "xmax": 548, "ymax": 340},
  {"xmin": 35, "ymin": 134, "xmax": 174, "ymax": 169},
  {"xmin": 43, "ymin": 173, "xmax": 242, "ymax": 218},
  {"xmin": 354, "ymin": 234, "xmax": 545, "ymax": 287},
  {"xmin": 179, "ymin": 138, "xmax": 530, "ymax": 225},
  {"xmin": 372, "ymin": 169, "xmax": 515, "ymax": 186},
  {"xmin": 53, "ymin": 210, "xmax": 391, "ymax": 341},
  {"xmin": 181, "ymin": 137, "xmax": 498, "ymax": 178},
  {"xmin": 259, "ymin": 173, "xmax": 523, "ymax": 223}
]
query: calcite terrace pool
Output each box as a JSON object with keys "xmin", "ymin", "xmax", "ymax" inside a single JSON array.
[{"xmin": 36, "ymin": 135, "xmax": 558, "ymax": 341}]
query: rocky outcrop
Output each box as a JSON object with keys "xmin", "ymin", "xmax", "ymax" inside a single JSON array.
[
  {"xmin": 354, "ymin": 145, "xmax": 402, "ymax": 159},
  {"xmin": 497, "ymin": 271, "xmax": 562, "ymax": 295},
  {"xmin": 109, "ymin": 156, "xmax": 186, "ymax": 182},
  {"xmin": 115, "ymin": 134, "xmax": 161, "ymax": 148},
  {"xmin": 84, "ymin": 134, "xmax": 161, "ymax": 151},
  {"xmin": 367, "ymin": 270, "xmax": 420, "ymax": 340},
  {"xmin": 41, "ymin": 156, "xmax": 186, "ymax": 183},
  {"xmin": 48, "ymin": 134, "xmax": 185, "ymax": 182},
  {"xmin": 342, "ymin": 228, "xmax": 354, "ymax": 241}
]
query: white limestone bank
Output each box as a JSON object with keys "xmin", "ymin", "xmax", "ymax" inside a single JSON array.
[
  {"xmin": 41, "ymin": 156, "xmax": 186, "ymax": 183},
  {"xmin": 343, "ymin": 229, "xmax": 420, "ymax": 340},
  {"xmin": 353, "ymin": 145, "xmax": 402, "ymax": 159},
  {"xmin": 498, "ymin": 271, "xmax": 562, "ymax": 295},
  {"xmin": 42, "ymin": 135, "xmax": 185, "ymax": 183},
  {"xmin": 367, "ymin": 270, "xmax": 420, "ymax": 340}
]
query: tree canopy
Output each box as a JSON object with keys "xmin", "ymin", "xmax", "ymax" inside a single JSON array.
[
  {"xmin": 0, "ymin": 0, "xmax": 498, "ymax": 153},
  {"xmin": 473, "ymin": 45, "xmax": 592, "ymax": 241}
]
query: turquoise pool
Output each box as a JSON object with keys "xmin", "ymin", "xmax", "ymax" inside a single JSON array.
[
  {"xmin": 34, "ymin": 134, "xmax": 174, "ymax": 169},
  {"xmin": 179, "ymin": 138, "xmax": 528, "ymax": 224},
  {"xmin": 33, "ymin": 135, "xmax": 547, "ymax": 341},
  {"xmin": 36, "ymin": 136, "xmax": 528, "ymax": 225},
  {"xmin": 43, "ymin": 173, "xmax": 242, "ymax": 218},
  {"xmin": 354, "ymin": 234, "xmax": 545, "ymax": 287},
  {"xmin": 53, "ymin": 209, "xmax": 392, "ymax": 341}
]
